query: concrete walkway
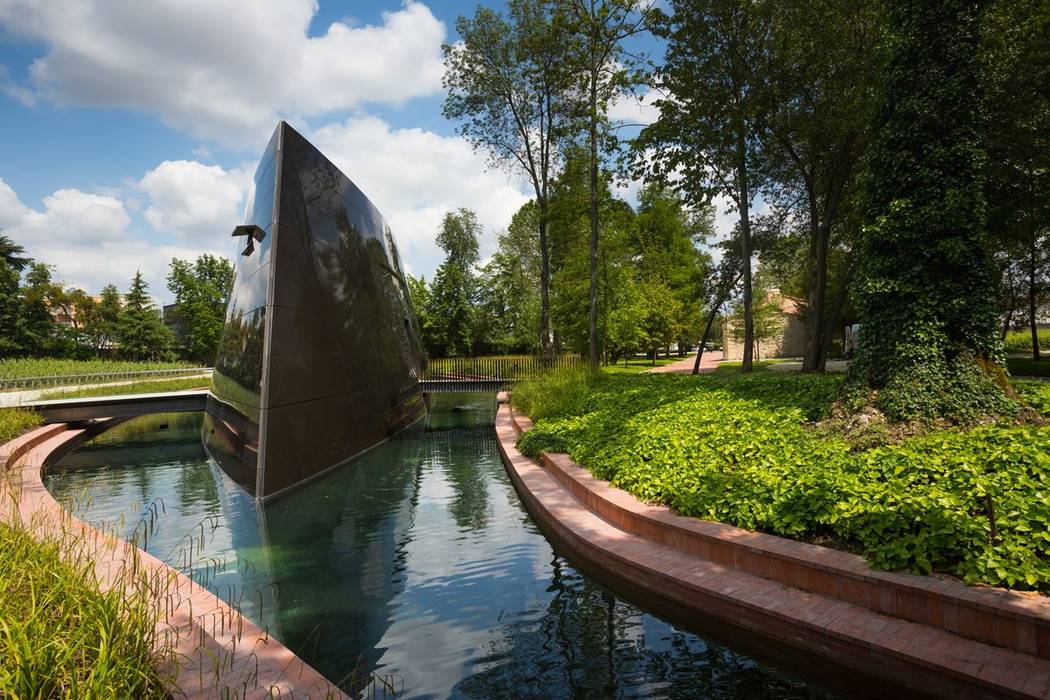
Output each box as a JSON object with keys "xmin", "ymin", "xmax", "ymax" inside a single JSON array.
[{"xmin": 644, "ymin": 350, "xmax": 723, "ymax": 374}]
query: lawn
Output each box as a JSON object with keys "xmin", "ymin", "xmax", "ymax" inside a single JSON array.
[
  {"xmin": 601, "ymin": 355, "xmax": 687, "ymax": 375},
  {"xmin": 1008, "ymin": 357, "xmax": 1050, "ymax": 377},
  {"xmin": 513, "ymin": 371, "xmax": 1050, "ymax": 591},
  {"xmin": 40, "ymin": 376, "xmax": 210, "ymax": 400},
  {"xmin": 0, "ymin": 358, "xmax": 199, "ymax": 383}
]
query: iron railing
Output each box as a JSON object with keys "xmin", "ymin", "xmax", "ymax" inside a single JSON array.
[{"xmin": 0, "ymin": 367, "xmax": 213, "ymax": 391}]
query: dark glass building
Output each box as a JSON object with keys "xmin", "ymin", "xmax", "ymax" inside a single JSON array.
[{"xmin": 204, "ymin": 122, "xmax": 427, "ymax": 501}]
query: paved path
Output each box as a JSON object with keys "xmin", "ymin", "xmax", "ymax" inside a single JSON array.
[{"xmin": 644, "ymin": 350, "xmax": 723, "ymax": 374}]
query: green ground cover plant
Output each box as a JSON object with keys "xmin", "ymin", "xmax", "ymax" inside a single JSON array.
[
  {"xmin": 1016, "ymin": 380, "xmax": 1050, "ymax": 416},
  {"xmin": 41, "ymin": 376, "xmax": 210, "ymax": 400},
  {"xmin": 0, "ymin": 522, "xmax": 165, "ymax": 698},
  {"xmin": 1004, "ymin": 329, "xmax": 1050, "ymax": 354},
  {"xmin": 0, "ymin": 407, "xmax": 42, "ymax": 443},
  {"xmin": 514, "ymin": 371, "xmax": 1050, "ymax": 591},
  {"xmin": 1008, "ymin": 357, "xmax": 1050, "ymax": 377},
  {"xmin": 0, "ymin": 358, "xmax": 198, "ymax": 383}
]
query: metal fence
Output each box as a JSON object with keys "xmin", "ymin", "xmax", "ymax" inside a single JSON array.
[
  {"xmin": 0, "ymin": 367, "xmax": 213, "ymax": 391},
  {"xmin": 422, "ymin": 355, "xmax": 583, "ymax": 382}
]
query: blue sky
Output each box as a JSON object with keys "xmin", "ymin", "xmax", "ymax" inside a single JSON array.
[{"xmin": 0, "ymin": 1, "xmax": 669, "ymax": 303}]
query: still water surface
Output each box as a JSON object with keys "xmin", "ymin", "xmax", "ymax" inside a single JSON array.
[{"xmin": 45, "ymin": 400, "xmax": 830, "ymax": 699}]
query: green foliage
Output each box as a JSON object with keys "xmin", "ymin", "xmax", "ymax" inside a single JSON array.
[
  {"xmin": 515, "ymin": 372, "xmax": 1050, "ymax": 590},
  {"xmin": 512, "ymin": 366, "xmax": 606, "ymax": 421},
  {"xmin": 1015, "ymin": 380, "xmax": 1050, "ymax": 416},
  {"xmin": 872, "ymin": 356, "xmax": 1018, "ymax": 423},
  {"xmin": 166, "ymin": 254, "xmax": 233, "ymax": 364},
  {"xmin": 0, "ymin": 523, "xmax": 165, "ymax": 698},
  {"xmin": 850, "ymin": 0, "xmax": 1007, "ymax": 420},
  {"xmin": 1004, "ymin": 329, "xmax": 1050, "ymax": 354},
  {"xmin": 117, "ymin": 271, "xmax": 175, "ymax": 361},
  {"xmin": 0, "ymin": 407, "xmax": 41, "ymax": 443},
  {"xmin": 41, "ymin": 376, "xmax": 210, "ymax": 400}
]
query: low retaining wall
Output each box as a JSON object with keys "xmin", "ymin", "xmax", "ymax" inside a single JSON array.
[
  {"xmin": 499, "ymin": 404, "xmax": 1050, "ymax": 699},
  {"xmin": 1, "ymin": 422, "xmax": 346, "ymax": 700}
]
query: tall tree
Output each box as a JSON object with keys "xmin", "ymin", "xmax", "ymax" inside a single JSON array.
[
  {"xmin": 476, "ymin": 202, "xmax": 543, "ymax": 354},
  {"xmin": 443, "ymin": 0, "xmax": 576, "ymax": 356},
  {"xmin": 18, "ymin": 263, "xmax": 59, "ymax": 356},
  {"xmin": 0, "ymin": 231, "xmax": 29, "ymax": 357},
  {"xmin": 167, "ymin": 254, "xmax": 234, "ymax": 364},
  {"xmin": 635, "ymin": 0, "xmax": 771, "ymax": 372},
  {"xmin": 0, "ymin": 230, "xmax": 30, "ymax": 271},
  {"xmin": 118, "ymin": 271, "xmax": 174, "ymax": 361},
  {"xmin": 983, "ymin": 0, "xmax": 1050, "ymax": 363},
  {"xmin": 567, "ymin": 0, "xmax": 652, "ymax": 370},
  {"xmin": 82, "ymin": 283, "xmax": 123, "ymax": 356},
  {"xmin": 849, "ymin": 0, "xmax": 1009, "ymax": 422},
  {"xmin": 429, "ymin": 210, "xmax": 482, "ymax": 357},
  {"xmin": 760, "ymin": 0, "xmax": 877, "ymax": 371}
]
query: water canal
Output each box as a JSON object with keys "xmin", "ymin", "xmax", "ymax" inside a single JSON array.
[{"xmin": 44, "ymin": 397, "xmax": 831, "ymax": 699}]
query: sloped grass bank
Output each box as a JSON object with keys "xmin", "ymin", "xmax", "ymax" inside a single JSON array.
[
  {"xmin": 0, "ymin": 522, "xmax": 165, "ymax": 698},
  {"xmin": 0, "ymin": 407, "xmax": 42, "ymax": 443},
  {"xmin": 514, "ymin": 372, "xmax": 1050, "ymax": 591},
  {"xmin": 40, "ymin": 375, "xmax": 210, "ymax": 400}
]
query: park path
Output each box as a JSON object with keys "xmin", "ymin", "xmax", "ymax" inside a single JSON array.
[{"xmin": 645, "ymin": 350, "xmax": 723, "ymax": 375}]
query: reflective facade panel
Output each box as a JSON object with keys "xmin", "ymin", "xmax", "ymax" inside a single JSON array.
[{"xmin": 204, "ymin": 121, "xmax": 426, "ymax": 500}]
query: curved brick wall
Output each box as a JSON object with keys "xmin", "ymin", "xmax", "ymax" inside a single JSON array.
[
  {"xmin": 1, "ymin": 423, "xmax": 347, "ymax": 699},
  {"xmin": 499, "ymin": 404, "xmax": 1050, "ymax": 699}
]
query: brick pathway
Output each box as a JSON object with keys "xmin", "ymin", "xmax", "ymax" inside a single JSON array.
[
  {"xmin": 1, "ymin": 424, "xmax": 347, "ymax": 700},
  {"xmin": 644, "ymin": 350, "xmax": 723, "ymax": 374}
]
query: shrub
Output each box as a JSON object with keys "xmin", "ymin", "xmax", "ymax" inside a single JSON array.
[{"xmin": 1004, "ymin": 329, "xmax": 1050, "ymax": 353}]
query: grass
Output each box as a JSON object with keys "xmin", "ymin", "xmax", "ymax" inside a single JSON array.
[
  {"xmin": 713, "ymin": 359, "xmax": 794, "ymax": 373},
  {"xmin": 0, "ymin": 522, "xmax": 165, "ymax": 698},
  {"xmin": 513, "ymin": 370, "xmax": 1050, "ymax": 591},
  {"xmin": 601, "ymin": 355, "xmax": 686, "ymax": 375},
  {"xmin": 1008, "ymin": 357, "xmax": 1050, "ymax": 377},
  {"xmin": 40, "ymin": 376, "xmax": 210, "ymax": 400},
  {"xmin": 1004, "ymin": 328, "xmax": 1050, "ymax": 353},
  {"xmin": 0, "ymin": 407, "xmax": 42, "ymax": 443},
  {"xmin": 0, "ymin": 358, "xmax": 198, "ymax": 382}
]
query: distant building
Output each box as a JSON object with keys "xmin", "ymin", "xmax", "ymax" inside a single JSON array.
[{"xmin": 721, "ymin": 292, "xmax": 807, "ymax": 361}]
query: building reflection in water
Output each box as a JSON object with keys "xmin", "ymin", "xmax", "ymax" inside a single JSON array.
[{"xmin": 47, "ymin": 408, "xmax": 825, "ymax": 699}]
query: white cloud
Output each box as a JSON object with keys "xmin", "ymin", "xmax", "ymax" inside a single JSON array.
[
  {"xmin": 0, "ymin": 0, "xmax": 447, "ymax": 145},
  {"xmin": 138, "ymin": 160, "xmax": 250, "ymax": 245},
  {"xmin": 308, "ymin": 116, "xmax": 530, "ymax": 279},
  {"xmin": 608, "ymin": 89, "xmax": 660, "ymax": 126},
  {"xmin": 0, "ymin": 112, "xmax": 531, "ymax": 296},
  {"xmin": 0, "ymin": 177, "xmax": 222, "ymax": 300}
]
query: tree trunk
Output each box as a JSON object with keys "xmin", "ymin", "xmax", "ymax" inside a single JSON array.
[
  {"xmin": 802, "ymin": 209, "xmax": 830, "ymax": 372},
  {"xmin": 1031, "ymin": 236, "xmax": 1041, "ymax": 362},
  {"xmin": 587, "ymin": 65, "xmax": 600, "ymax": 372},
  {"xmin": 538, "ymin": 201, "xmax": 553, "ymax": 359},
  {"xmin": 692, "ymin": 309, "xmax": 719, "ymax": 375},
  {"xmin": 821, "ymin": 256, "xmax": 854, "ymax": 368},
  {"xmin": 736, "ymin": 124, "xmax": 755, "ymax": 373}
]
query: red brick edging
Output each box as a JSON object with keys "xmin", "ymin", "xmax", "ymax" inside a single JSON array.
[
  {"xmin": 498, "ymin": 404, "xmax": 1050, "ymax": 699},
  {"xmin": 1, "ymin": 423, "xmax": 347, "ymax": 700}
]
